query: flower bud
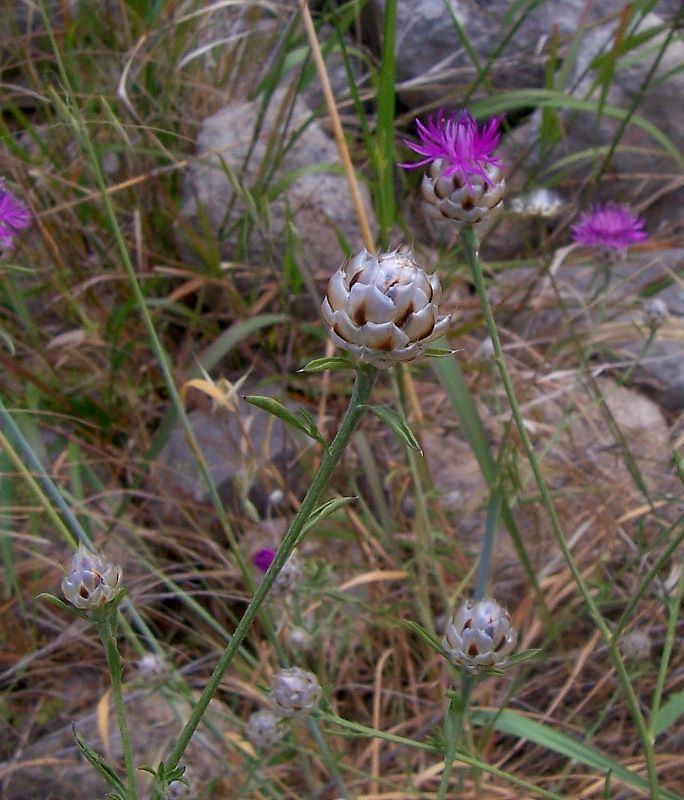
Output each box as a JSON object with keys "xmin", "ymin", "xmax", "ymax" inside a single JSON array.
[
  {"xmin": 442, "ymin": 598, "xmax": 517, "ymax": 673},
  {"xmin": 322, "ymin": 248, "xmax": 451, "ymax": 367},
  {"xmin": 137, "ymin": 652, "xmax": 168, "ymax": 681},
  {"xmin": 246, "ymin": 709, "xmax": 285, "ymax": 749},
  {"xmin": 641, "ymin": 298, "xmax": 668, "ymax": 331},
  {"xmin": 270, "ymin": 667, "xmax": 321, "ymax": 717},
  {"xmin": 286, "ymin": 626, "xmax": 313, "ymax": 652},
  {"xmin": 61, "ymin": 545, "xmax": 122, "ymax": 610}
]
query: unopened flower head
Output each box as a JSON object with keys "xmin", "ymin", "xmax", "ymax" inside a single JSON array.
[
  {"xmin": 571, "ymin": 203, "xmax": 648, "ymax": 251},
  {"xmin": 0, "ymin": 180, "xmax": 31, "ymax": 249},
  {"xmin": 510, "ymin": 187, "xmax": 563, "ymax": 217},
  {"xmin": 270, "ymin": 666, "xmax": 321, "ymax": 717},
  {"xmin": 620, "ymin": 629, "xmax": 652, "ymax": 661},
  {"xmin": 286, "ymin": 625, "xmax": 313, "ymax": 652},
  {"xmin": 442, "ymin": 598, "xmax": 517, "ymax": 673},
  {"xmin": 246, "ymin": 709, "xmax": 285, "ymax": 749},
  {"xmin": 401, "ymin": 110, "xmax": 505, "ymax": 223},
  {"xmin": 641, "ymin": 297, "xmax": 668, "ymax": 331},
  {"xmin": 322, "ymin": 247, "xmax": 451, "ymax": 367},
  {"xmin": 137, "ymin": 652, "xmax": 168, "ymax": 680},
  {"xmin": 61, "ymin": 544, "xmax": 122, "ymax": 610}
]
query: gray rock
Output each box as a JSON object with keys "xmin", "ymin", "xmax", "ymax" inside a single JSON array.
[
  {"xmin": 1, "ymin": 688, "xmax": 233, "ymax": 799},
  {"xmin": 493, "ymin": 247, "xmax": 684, "ymax": 409},
  {"xmin": 368, "ymin": 0, "xmax": 680, "ymax": 100},
  {"xmin": 182, "ymin": 86, "xmax": 376, "ymax": 272},
  {"xmin": 153, "ymin": 388, "xmax": 307, "ymax": 516}
]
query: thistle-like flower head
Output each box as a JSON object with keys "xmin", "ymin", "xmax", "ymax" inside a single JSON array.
[
  {"xmin": 270, "ymin": 666, "xmax": 321, "ymax": 717},
  {"xmin": 401, "ymin": 110, "xmax": 503, "ymax": 188},
  {"xmin": 61, "ymin": 544, "xmax": 123, "ymax": 610},
  {"xmin": 322, "ymin": 247, "xmax": 451, "ymax": 367},
  {"xmin": 571, "ymin": 203, "xmax": 648, "ymax": 251},
  {"xmin": 0, "ymin": 181, "xmax": 31, "ymax": 249},
  {"xmin": 442, "ymin": 597, "xmax": 517, "ymax": 673}
]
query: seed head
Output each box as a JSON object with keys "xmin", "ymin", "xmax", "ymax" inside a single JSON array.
[
  {"xmin": 322, "ymin": 247, "xmax": 451, "ymax": 367},
  {"xmin": 61, "ymin": 545, "xmax": 122, "ymax": 610},
  {"xmin": 401, "ymin": 110, "xmax": 505, "ymax": 223},
  {"xmin": 571, "ymin": 203, "xmax": 648, "ymax": 251},
  {"xmin": 246, "ymin": 709, "xmax": 285, "ymax": 749},
  {"xmin": 270, "ymin": 666, "xmax": 321, "ymax": 717},
  {"xmin": 442, "ymin": 598, "xmax": 517, "ymax": 673}
]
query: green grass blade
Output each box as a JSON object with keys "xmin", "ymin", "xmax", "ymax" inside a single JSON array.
[{"xmin": 472, "ymin": 709, "xmax": 683, "ymax": 800}]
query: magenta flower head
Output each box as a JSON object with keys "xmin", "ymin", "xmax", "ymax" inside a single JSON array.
[
  {"xmin": 571, "ymin": 203, "xmax": 648, "ymax": 251},
  {"xmin": 401, "ymin": 110, "xmax": 505, "ymax": 223},
  {"xmin": 0, "ymin": 181, "xmax": 31, "ymax": 249},
  {"xmin": 253, "ymin": 548, "xmax": 276, "ymax": 573}
]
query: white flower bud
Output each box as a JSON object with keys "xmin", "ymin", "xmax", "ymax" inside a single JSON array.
[
  {"xmin": 270, "ymin": 667, "xmax": 321, "ymax": 717},
  {"xmin": 641, "ymin": 298, "xmax": 668, "ymax": 331},
  {"xmin": 442, "ymin": 598, "xmax": 517, "ymax": 673},
  {"xmin": 322, "ymin": 248, "xmax": 451, "ymax": 368},
  {"xmin": 246, "ymin": 709, "xmax": 285, "ymax": 749},
  {"xmin": 286, "ymin": 626, "xmax": 313, "ymax": 652},
  {"xmin": 61, "ymin": 545, "xmax": 122, "ymax": 610},
  {"xmin": 509, "ymin": 188, "xmax": 563, "ymax": 217},
  {"xmin": 620, "ymin": 630, "xmax": 652, "ymax": 661},
  {"xmin": 137, "ymin": 653, "xmax": 168, "ymax": 680}
]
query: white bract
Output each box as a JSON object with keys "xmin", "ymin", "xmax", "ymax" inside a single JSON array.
[
  {"xmin": 322, "ymin": 248, "xmax": 451, "ymax": 368},
  {"xmin": 61, "ymin": 545, "xmax": 122, "ymax": 610},
  {"xmin": 270, "ymin": 667, "xmax": 321, "ymax": 717},
  {"xmin": 442, "ymin": 598, "xmax": 517, "ymax": 673},
  {"xmin": 422, "ymin": 159, "xmax": 505, "ymax": 224}
]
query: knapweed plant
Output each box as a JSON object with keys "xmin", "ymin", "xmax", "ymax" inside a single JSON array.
[{"xmin": 3, "ymin": 3, "xmax": 683, "ymax": 800}]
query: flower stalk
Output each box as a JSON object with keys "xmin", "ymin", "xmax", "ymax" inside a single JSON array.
[
  {"xmin": 161, "ymin": 364, "xmax": 377, "ymax": 776},
  {"xmin": 97, "ymin": 612, "xmax": 138, "ymax": 800}
]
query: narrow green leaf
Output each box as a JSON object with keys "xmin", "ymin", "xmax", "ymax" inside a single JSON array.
[
  {"xmin": 363, "ymin": 404, "xmax": 421, "ymax": 453},
  {"xmin": 243, "ymin": 395, "xmax": 326, "ymax": 447},
  {"xmin": 423, "ymin": 347, "xmax": 457, "ymax": 358},
  {"xmin": 298, "ymin": 356, "xmax": 354, "ymax": 373},
  {"xmin": 301, "ymin": 496, "xmax": 357, "ymax": 538},
  {"xmin": 403, "ymin": 620, "xmax": 445, "ymax": 656},
  {"xmin": 472, "ymin": 709, "xmax": 682, "ymax": 800},
  {"xmin": 72, "ymin": 725, "xmax": 126, "ymax": 795},
  {"xmin": 653, "ymin": 689, "xmax": 684, "ymax": 737}
]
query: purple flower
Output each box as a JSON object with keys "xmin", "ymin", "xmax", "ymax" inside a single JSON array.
[
  {"xmin": 571, "ymin": 203, "xmax": 648, "ymax": 251},
  {"xmin": 400, "ymin": 110, "xmax": 503, "ymax": 188},
  {"xmin": 253, "ymin": 548, "xmax": 276, "ymax": 573},
  {"xmin": 0, "ymin": 183, "xmax": 31, "ymax": 249}
]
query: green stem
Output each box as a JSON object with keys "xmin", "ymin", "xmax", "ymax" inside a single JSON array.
[
  {"xmin": 460, "ymin": 223, "xmax": 661, "ymax": 799},
  {"xmin": 163, "ymin": 365, "xmax": 377, "ymax": 772},
  {"xmin": 437, "ymin": 695, "xmax": 461, "ymax": 800},
  {"xmin": 308, "ymin": 717, "xmax": 353, "ymax": 799},
  {"xmin": 98, "ymin": 615, "xmax": 138, "ymax": 800},
  {"xmin": 648, "ymin": 565, "xmax": 684, "ymax": 743},
  {"xmin": 620, "ymin": 329, "xmax": 656, "ymax": 386}
]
